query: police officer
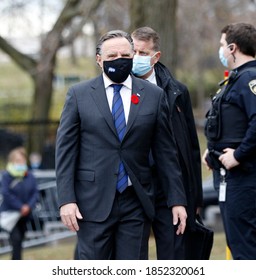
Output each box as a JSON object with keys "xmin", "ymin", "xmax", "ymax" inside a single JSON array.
[{"xmin": 203, "ymin": 23, "xmax": 256, "ymax": 260}]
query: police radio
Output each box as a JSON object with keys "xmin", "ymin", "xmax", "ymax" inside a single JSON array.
[
  {"xmin": 218, "ymin": 70, "xmax": 237, "ymax": 86},
  {"xmin": 205, "ymin": 70, "xmax": 230, "ymax": 140}
]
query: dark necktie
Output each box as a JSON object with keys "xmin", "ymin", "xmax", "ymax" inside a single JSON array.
[{"xmin": 111, "ymin": 84, "xmax": 128, "ymax": 192}]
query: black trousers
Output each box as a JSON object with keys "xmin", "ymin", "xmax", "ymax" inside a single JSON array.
[
  {"xmin": 9, "ymin": 218, "xmax": 27, "ymax": 260},
  {"xmin": 152, "ymin": 202, "xmax": 187, "ymax": 260},
  {"xmin": 219, "ymin": 184, "xmax": 256, "ymax": 260},
  {"xmin": 76, "ymin": 186, "xmax": 151, "ymax": 260}
]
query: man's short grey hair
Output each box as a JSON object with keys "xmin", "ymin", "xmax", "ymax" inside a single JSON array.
[
  {"xmin": 131, "ymin": 26, "xmax": 160, "ymax": 52},
  {"xmin": 96, "ymin": 30, "xmax": 134, "ymax": 55}
]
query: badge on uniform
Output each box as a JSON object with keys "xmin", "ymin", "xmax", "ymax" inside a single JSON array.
[
  {"xmin": 219, "ymin": 168, "xmax": 226, "ymax": 202},
  {"xmin": 219, "ymin": 182, "xmax": 227, "ymax": 202},
  {"xmin": 249, "ymin": 79, "xmax": 256, "ymax": 95}
]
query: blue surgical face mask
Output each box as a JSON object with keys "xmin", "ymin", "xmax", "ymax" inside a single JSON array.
[
  {"xmin": 31, "ymin": 162, "xmax": 40, "ymax": 169},
  {"xmin": 132, "ymin": 54, "xmax": 156, "ymax": 77},
  {"xmin": 218, "ymin": 46, "xmax": 229, "ymax": 68},
  {"xmin": 6, "ymin": 163, "xmax": 28, "ymax": 177},
  {"xmin": 13, "ymin": 164, "xmax": 28, "ymax": 172}
]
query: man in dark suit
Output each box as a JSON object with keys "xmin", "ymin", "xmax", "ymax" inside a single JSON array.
[
  {"xmin": 131, "ymin": 27, "xmax": 203, "ymax": 259},
  {"xmin": 55, "ymin": 30, "xmax": 187, "ymax": 260}
]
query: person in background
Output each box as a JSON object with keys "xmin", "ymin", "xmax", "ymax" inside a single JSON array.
[
  {"xmin": 56, "ymin": 30, "xmax": 187, "ymax": 260},
  {"xmin": 131, "ymin": 27, "xmax": 203, "ymax": 260},
  {"xmin": 29, "ymin": 152, "xmax": 42, "ymax": 170},
  {"xmin": 0, "ymin": 147, "xmax": 39, "ymax": 259},
  {"xmin": 203, "ymin": 22, "xmax": 256, "ymax": 259}
]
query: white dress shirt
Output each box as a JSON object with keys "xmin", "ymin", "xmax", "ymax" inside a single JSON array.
[
  {"xmin": 146, "ymin": 69, "xmax": 157, "ymax": 85},
  {"xmin": 103, "ymin": 73, "xmax": 132, "ymax": 125},
  {"xmin": 103, "ymin": 73, "xmax": 132, "ymax": 186}
]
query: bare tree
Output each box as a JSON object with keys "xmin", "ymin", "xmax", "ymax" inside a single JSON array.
[
  {"xmin": 0, "ymin": 0, "xmax": 103, "ymax": 154},
  {"xmin": 0, "ymin": 0, "xmax": 255, "ymax": 155}
]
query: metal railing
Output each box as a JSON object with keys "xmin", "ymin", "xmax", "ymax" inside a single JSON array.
[{"xmin": 0, "ymin": 178, "xmax": 75, "ymax": 255}]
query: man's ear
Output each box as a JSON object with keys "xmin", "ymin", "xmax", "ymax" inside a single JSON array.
[
  {"xmin": 96, "ymin": 54, "xmax": 102, "ymax": 67},
  {"xmin": 154, "ymin": 51, "xmax": 161, "ymax": 63},
  {"xmin": 229, "ymin": 44, "xmax": 236, "ymax": 52}
]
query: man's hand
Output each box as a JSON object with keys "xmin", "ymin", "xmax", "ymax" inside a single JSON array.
[
  {"xmin": 172, "ymin": 206, "xmax": 187, "ymax": 235},
  {"xmin": 202, "ymin": 148, "xmax": 212, "ymax": 170},
  {"xmin": 60, "ymin": 203, "xmax": 83, "ymax": 232},
  {"xmin": 219, "ymin": 148, "xmax": 239, "ymax": 170}
]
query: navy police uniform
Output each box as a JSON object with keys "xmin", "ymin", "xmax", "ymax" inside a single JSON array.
[{"xmin": 205, "ymin": 60, "xmax": 256, "ymax": 260}]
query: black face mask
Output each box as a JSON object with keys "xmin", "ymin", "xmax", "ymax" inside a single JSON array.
[{"xmin": 103, "ymin": 58, "xmax": 133, "ymax": 83}]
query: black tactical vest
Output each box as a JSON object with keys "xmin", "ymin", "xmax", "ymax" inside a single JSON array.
[{"xmin": 205, "ymin": 67, "xmax": 256, "ymax": 143}]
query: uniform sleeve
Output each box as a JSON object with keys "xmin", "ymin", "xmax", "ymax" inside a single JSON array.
[{"xmin": 233, "ymin": 73, "xmax": 256, "ymax": 162}]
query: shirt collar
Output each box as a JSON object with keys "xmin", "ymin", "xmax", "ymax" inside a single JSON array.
[
  {"xmin": 146, "ymin": 69, "xmax": 157, "ymax": 84},
  {"xmin": 103, "ymin": 73, "xmax": 132, "ymax": 90}
]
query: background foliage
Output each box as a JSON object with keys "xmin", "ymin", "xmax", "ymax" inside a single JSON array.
[{"xmin": 0, "ymin": 0, "xmax": 255, "ymax": 157}]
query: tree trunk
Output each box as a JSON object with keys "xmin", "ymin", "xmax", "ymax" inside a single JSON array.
[
  {"xmin": 129, "ymin": 0, "xmax": 178, "ymax": 74},
  {"xmin": 28, "ymin": 57, "xmax": 55, "ymax": 154},
  {"xmin": 129, "ymin": 0, "xmax": 147, "ymax": 30}
]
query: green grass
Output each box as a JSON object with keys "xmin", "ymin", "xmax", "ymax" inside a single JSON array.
[
  {"xmin": 0, "ymin": 232, "xmax": 227, "ymax": 260},
  {"xmin": 0, "ymin": 61, "xmax": 32, "ymax": 91},
  {"xmin": 0, "ymin": 57, "xmax": 97, "ymax": 121}
]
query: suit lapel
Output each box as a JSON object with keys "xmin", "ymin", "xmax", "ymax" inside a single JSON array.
[
  {"xmin": 124, "ymin": 77, "xmax": 145, "ymax": 139},
  {"xmin": 89, "ymin": 75, "xmax": 146, "ymax": 141},
  {"xmin": 89, "ymin": 75, "xmax": 117, "ymax": 137}
]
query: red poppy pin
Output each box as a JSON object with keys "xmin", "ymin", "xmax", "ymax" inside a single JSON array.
[{"xmin": 131, "ymin": 93, "xmax": 140, "ymax": 104}]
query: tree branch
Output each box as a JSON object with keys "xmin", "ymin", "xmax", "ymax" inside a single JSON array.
[
  {"xmin": 58, "ymin": 0, "xmax": 104, "ymax": 48},
  {"xmin": 50, "ymin": 0, "xmax": 82, "ymax": 34},
  {"xmin": 0, "ymin": 35, "xmax": 37, "ymax": 76}
]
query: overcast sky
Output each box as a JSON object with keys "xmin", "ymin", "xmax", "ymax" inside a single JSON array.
[{"xmin": 0, "ymin": 0, "xmax": 63, "ymax": 38}]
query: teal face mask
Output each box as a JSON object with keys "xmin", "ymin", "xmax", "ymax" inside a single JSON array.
[
  {"xmin": 6, "ymin": 163, "xmax": 28, "ymax": 177},
  {"xmin": 14, "ymin": 164, "xmax": 28, "ymax": 172},
  {"xmin": 132, "ymin": 54, "xmax": 155, "ymax": 77}
]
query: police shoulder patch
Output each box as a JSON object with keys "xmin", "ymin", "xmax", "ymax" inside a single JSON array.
[{"xmin": 249, "ymin": 79, "xmax": 256, "ymax": 95}]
